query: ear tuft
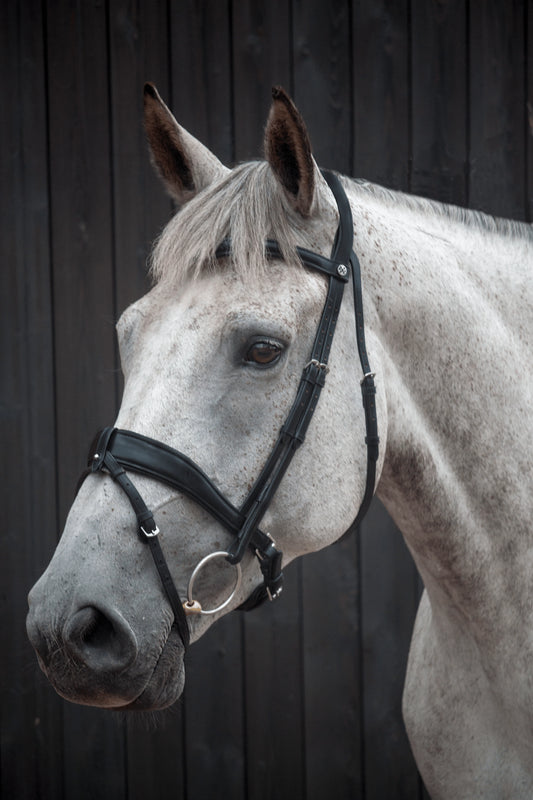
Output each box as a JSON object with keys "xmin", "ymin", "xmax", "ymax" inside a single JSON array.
[
  {"xmin": 265, "ymin": 86, "xmax": 315, "ymax": 217},
  {"xmin": 143, "ymin": 82, "xmax": 157, "ymax": 99}
]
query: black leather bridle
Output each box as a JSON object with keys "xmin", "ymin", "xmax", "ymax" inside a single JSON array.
[{"xmin": 83, "ymin": 170, "xmax": 379, "ymax": 651}]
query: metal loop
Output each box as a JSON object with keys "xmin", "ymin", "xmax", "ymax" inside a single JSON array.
[
  {"xmin": 360, "ymin": 371, "xmax": 376, "ymax": 385},
  {"xmin": 303, "ymin": 358, "xmax": 330, "ymax": 374},
  {"xmin": 184, "ymin": 551, "xmax": 242, "ymax": 616}
]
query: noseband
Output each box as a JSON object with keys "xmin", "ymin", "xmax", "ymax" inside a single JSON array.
[{"xmin": 84, "ymin": 170, "xmax": 379, "ymax": 651}]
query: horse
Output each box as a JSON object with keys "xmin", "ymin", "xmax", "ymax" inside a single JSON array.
[{"xmin": 27, "ymin": 84, "xmax": 533, "ymax": 799}]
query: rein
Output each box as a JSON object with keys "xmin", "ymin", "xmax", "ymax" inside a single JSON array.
[{"xmin": 84, "ymin": 170, "xmax": 379, "ymax": 651}]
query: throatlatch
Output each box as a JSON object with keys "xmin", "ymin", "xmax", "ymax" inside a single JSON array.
[{"xmin": 85, "ymin": 170, "xmax": 379, "ymax": 651}]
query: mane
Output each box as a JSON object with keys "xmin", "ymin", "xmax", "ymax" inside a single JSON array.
[
  {"xmin": 348, "ymin": 178, "xmax": 533, "ymax": 242},
  {"xmin": 150, "ymin": 161, "xmax": 307, "ymax": 286},
  {"xmin": 150, "ymin": 164, "xmax": 532, "ymax": 288}
]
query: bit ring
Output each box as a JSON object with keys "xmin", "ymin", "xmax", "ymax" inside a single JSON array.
[{"xmin": 183, "ymin": 551, "xmax": 242, "ymax": 616}]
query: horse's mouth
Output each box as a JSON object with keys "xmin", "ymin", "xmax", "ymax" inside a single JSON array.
[
  {"xmin": 119, "ymin": 626, "xmax": 185, "ymax": 711},
  {"xmin": 36, "ymin": 623, "xmax": 185, "ymax": 711}
]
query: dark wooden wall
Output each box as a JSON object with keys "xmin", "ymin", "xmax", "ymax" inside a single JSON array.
[{"xmin": 1, "ymin": 2, "xmax": 530, "ymax": 799}]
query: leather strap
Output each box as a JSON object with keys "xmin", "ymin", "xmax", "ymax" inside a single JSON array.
[
  {"xmin": 214, "ymin": 239, "xmax": 350, "ymax": 282},
  {"xmin": 325, "ymin": 171, "xmax": 380, "ymax": 525},
  {"xmin": 102, "ymin": 428, "xmax": 244, "ymax": 534},
  {"xmin": 79, "ymin": 168, "xmax": 378, "ymax": 640},
  {"xmin": 350, "ymin": 250, "xmax": 379, "ymax": 525},
  {"xmin": 227, "ymin": 273, "xmax": 347, "ymax": 565},
  {"xmin": 88, "ymin": 427, "xmax": 285, "ymax": 610},
  {"xmin": 91, "ymin": 432, "xmax": 190, "ymax": 649}
]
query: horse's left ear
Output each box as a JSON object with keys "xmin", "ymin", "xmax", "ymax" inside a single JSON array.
[
  {"xmin": 143, "ymin": 83, "xmax": 228, "ymax": 205},
  {"xmin": 264, "ymin": 87, "xmax": 317, "ymax": 217}
]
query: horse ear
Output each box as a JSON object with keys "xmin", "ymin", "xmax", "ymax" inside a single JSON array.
[
  {"xmin": 143, "ymin": 83, "xmax": 228, "ymax": 205},
  {"xmin": 264, "ymin": 86, "xmax": 316, "ymax": 217}
]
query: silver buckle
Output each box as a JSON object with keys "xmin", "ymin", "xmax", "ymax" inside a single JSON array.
[
  {"xmin": 255, "ymin": 531, "xmax": 276, "ymax": 560},
  {"xmin": 140, "ymin": 524, "xmax": 160, "ymax": 538},
  {"xmin": 304, "ymin": 358, "xmax": 330, "ymax": 374},
  {"xmin": 266, "ymin": 586, "xmax": 283, "ymax": 602}
]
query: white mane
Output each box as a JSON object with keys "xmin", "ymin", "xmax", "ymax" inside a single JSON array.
[
  {"xmin": 150, "ymin": 160, "xmax": 532, "ymax": 291},
  {"xmin": 349, "ymin": 177, "xmax": 532, "ymax": 242}
]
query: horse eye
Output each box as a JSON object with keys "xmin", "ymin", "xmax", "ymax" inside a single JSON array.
[{"xmin": 244, "ymin": 340, "xmax": 282, "ymax": 366}]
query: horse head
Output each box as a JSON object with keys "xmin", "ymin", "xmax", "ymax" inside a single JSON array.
[{"xmin": 26, "ymin": 86, "xmax": 385, "ymax": 710}]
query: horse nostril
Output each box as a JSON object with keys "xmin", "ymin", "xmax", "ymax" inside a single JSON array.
[
  {"xmin": 63, "ymin": 606, "xmax": 138, "ymax": 673},
  {"xmin": 77, "ymin": 608, "xmax": 112, "ymax": 648}
]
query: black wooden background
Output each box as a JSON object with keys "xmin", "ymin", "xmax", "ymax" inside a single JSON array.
[{"xmin": 1, "ymin": 2, "xmax": 530, "ymax": 799}]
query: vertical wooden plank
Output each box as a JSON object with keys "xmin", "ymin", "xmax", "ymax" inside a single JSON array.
[
  {"xmin": 0, "ymin": 3, "xmax": 64, "ymax": 798},
  {"xmin": 107, "ymin": 2, "xmax": 188, "ymax": 797},
  {"xmin": 182, "ymin": 618, "xmax": 246, "ymax": 800},
  {"xmin": 240, "ymin": 573, "xmax": 306, "ymax": 800},
  {"xmin": 293, "ymin": 0, "xmax": 352, "ymax": 172},
  {"xmin": 46, "ymin": 0, "xmax": 118, "ymax": 513},
  {"xmin": 231, "ymin": 5, "xmax": 306, "ymax": 799},
  {"xmin": 411, "ymin": 0, "xmax": 468, "ymax": 204},
  {"xmin": 125, "ymin": 712, "xmax": 186, "ymax": 800},
  {"xmin": 109, "ymin": 0, "xmax": 172, "ymax": 320},
  {"xmin": 469, "ymin": 0, "xmax": 526, "ymax": 219},
  {"xmin": 302, "ymin": 534, "xmax": 363, "ymax": 800},
  {"xmin": 352, "ymin": 0, "xmax": 410, "ymax": 188},
  {"xmin": 359, "ymin": 504, "xmax": 422, "ymax": 800},
  {"xmin": 291, "ymin": 3, "xmax": 363, "ymax": 798},
  {"xmin": 170, "ymin": 0, "xmax": 233, "ymax": 164},
  {"xmin": 168, "ymin": 5, "xmax": 246, "ymax": 798},
  {"xmin": 232, "ymin": 0, "xmax": 292, "ymax": 161},
  {"xmin": 44, "ymin": 2, "xmax": 127, "ymax": 797}
]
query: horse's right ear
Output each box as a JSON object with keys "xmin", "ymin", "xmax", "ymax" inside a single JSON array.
[{"xmin": 143, "ymin": 83, "xmax": 228, "ymax": 205}]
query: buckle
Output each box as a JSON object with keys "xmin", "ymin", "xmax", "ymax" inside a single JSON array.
[
  {"xmin": 360, "ymin": 371, "xmax": 376, "ymax": 385},
  {"xmin": 254, "ymin": 533, "xmax": 283, "ymax": 602},
  {"xmin": 266, "ymin": 585, "xmax": 283, "ymax": 602},
  {"xmin": 304, "ymin": 358, "xmax": 330, "ymax": 374},
  {"xmin": 140, "ymin": 524, "xmax": 160, "ymax": 538}
]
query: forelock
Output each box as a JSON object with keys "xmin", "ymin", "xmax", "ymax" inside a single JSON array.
[{"xmin": 150, "ymin": 161, "xmax": 308, "ymax": 287}]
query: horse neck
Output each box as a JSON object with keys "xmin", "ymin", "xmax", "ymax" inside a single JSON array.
[{"xmin": 351, "ymin": 184, "xmax": 533, "ymax": 607}]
